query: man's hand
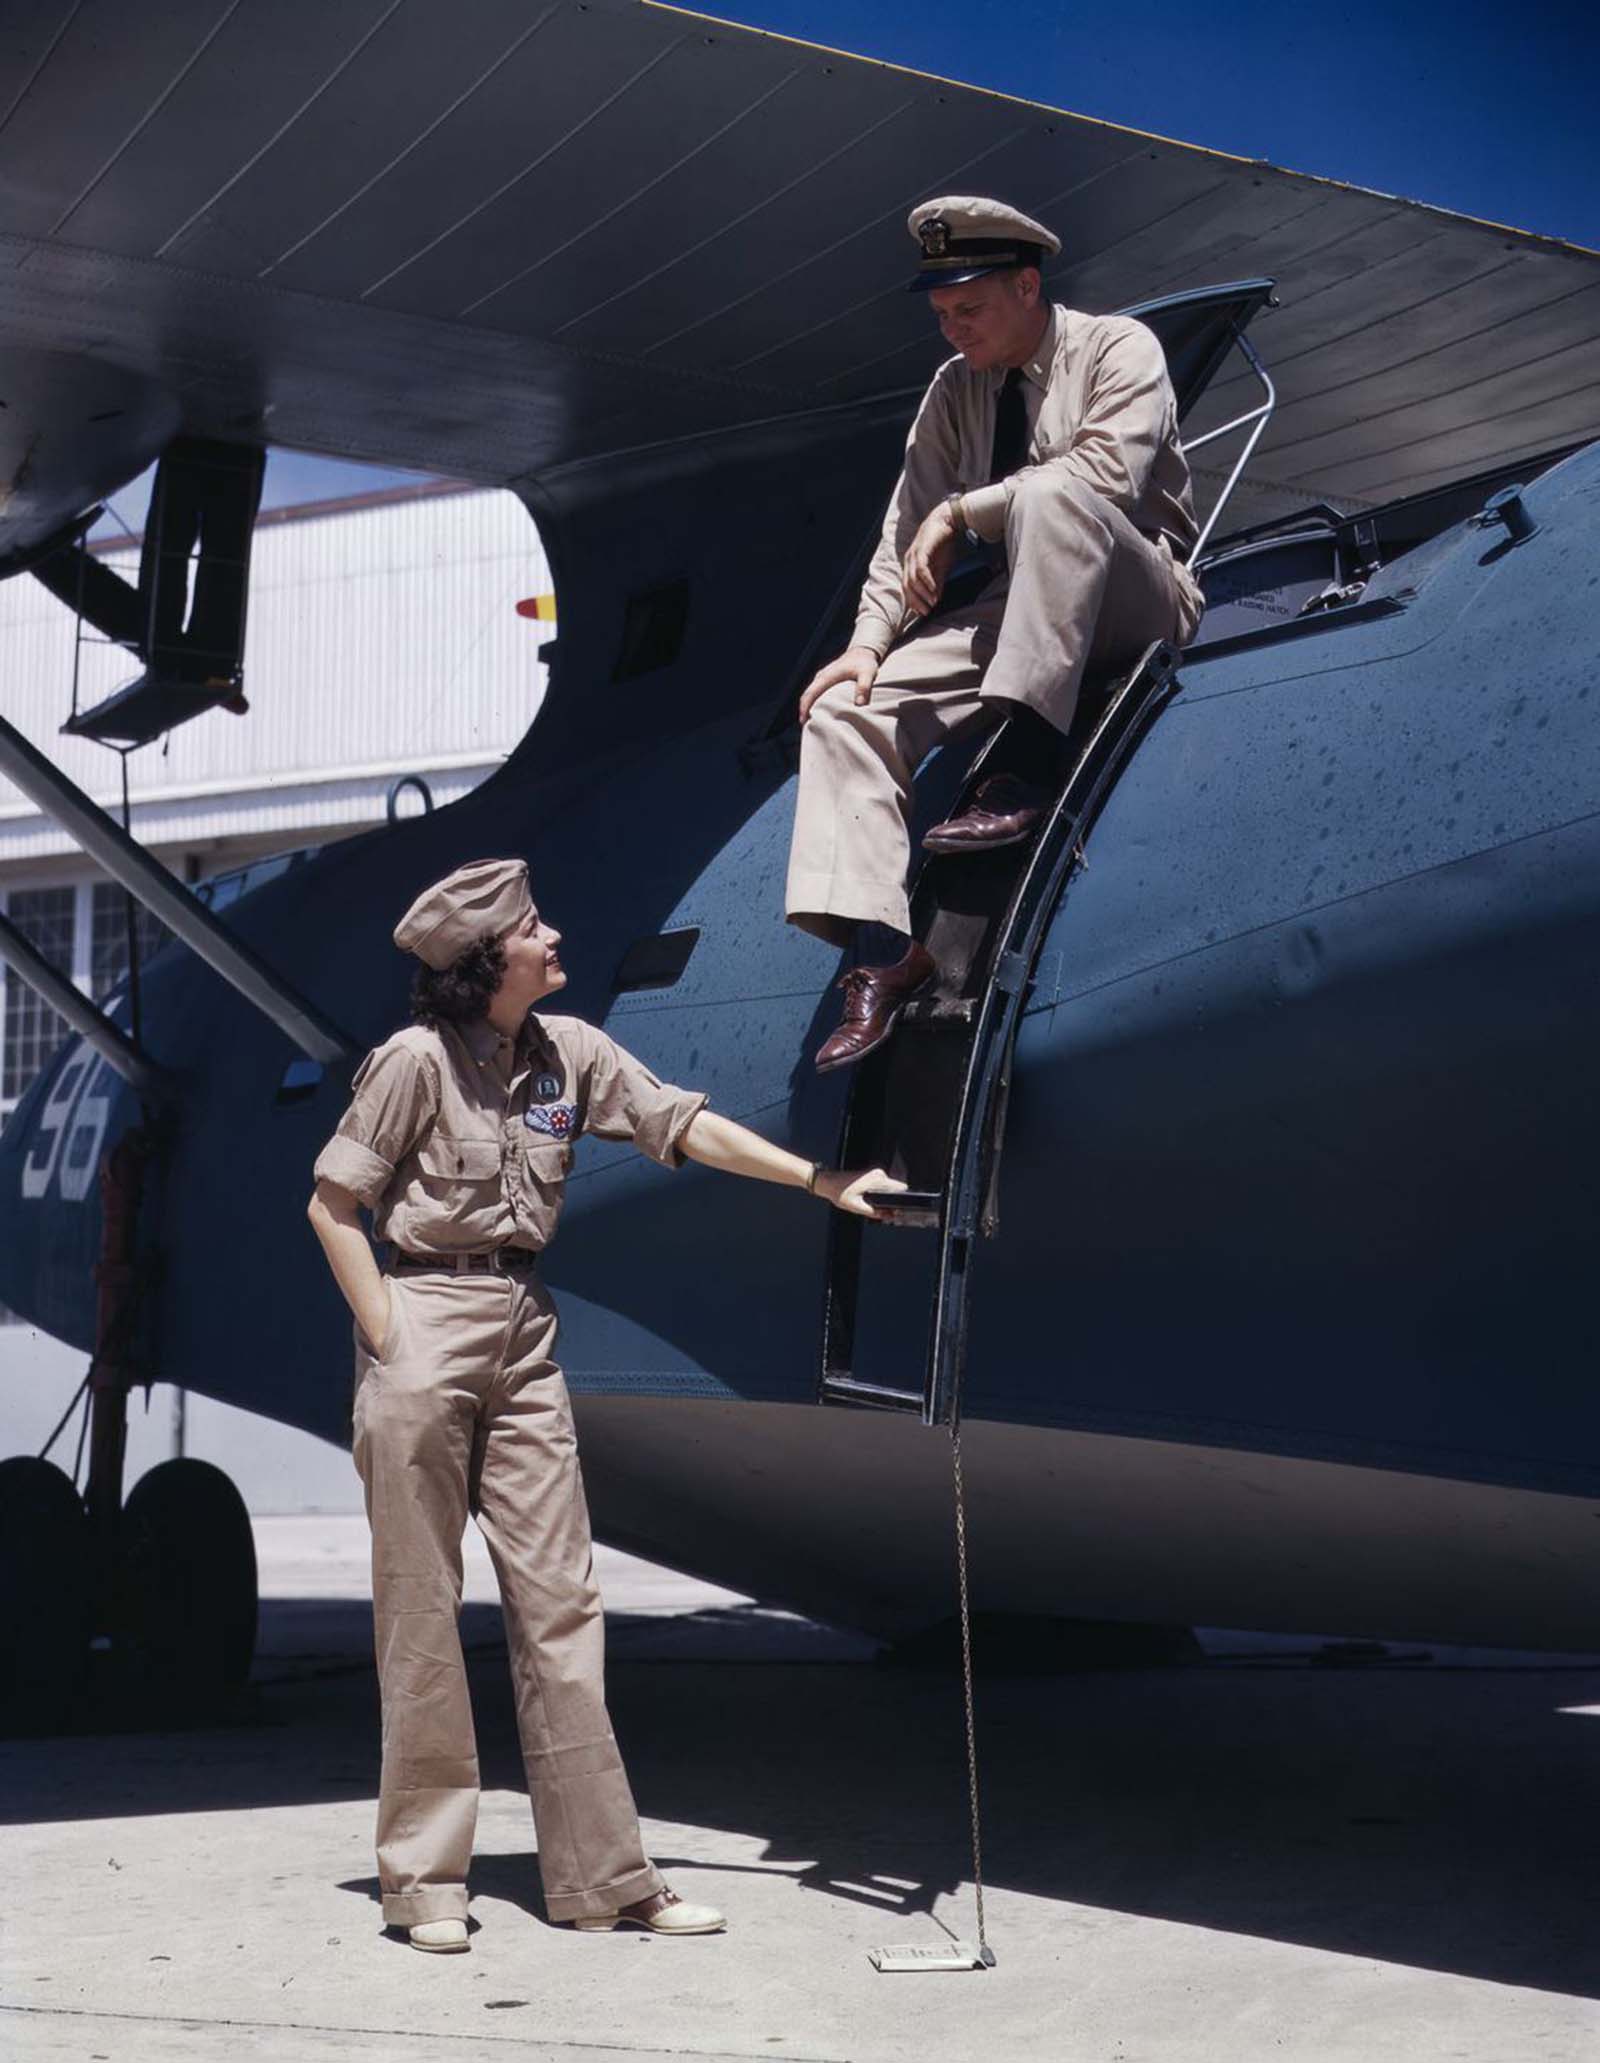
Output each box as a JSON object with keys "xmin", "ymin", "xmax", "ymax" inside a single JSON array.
[
  {"xmin": 815, "ymin": 1166, "xmax": 908, "ymax": 1219},
  {"xmin": 901, "ymin": 499, "xmax": 961, "ymax": 618},
  {"xmin": 799, "ymin": 646, "xmax": 880, "ymax": 726}
]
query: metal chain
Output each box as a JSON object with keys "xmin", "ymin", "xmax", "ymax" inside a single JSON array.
[{"xmin": 950, "ymin": 1423, "xmax": 989, "ymax": 1958}]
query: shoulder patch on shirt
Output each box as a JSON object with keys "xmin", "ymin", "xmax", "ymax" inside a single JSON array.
[{"xmin": 525, "ymin": 1101, "xmax": 579, "ymax": 1141}]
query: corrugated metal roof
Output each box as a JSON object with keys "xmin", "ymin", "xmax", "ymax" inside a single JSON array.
[{"xmin": 0, "ymin": 486, "xmax": 550, "ymax": 863}]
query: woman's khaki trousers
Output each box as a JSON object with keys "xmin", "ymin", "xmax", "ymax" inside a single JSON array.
[{"xmin": 353, "ymin": 1264, "xmax": 662, "ymax": 1927}]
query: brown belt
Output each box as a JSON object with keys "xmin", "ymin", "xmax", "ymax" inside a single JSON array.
[{"xmin": 390, "ymin": 1249, "xmax": 540, "ymax": 1277}]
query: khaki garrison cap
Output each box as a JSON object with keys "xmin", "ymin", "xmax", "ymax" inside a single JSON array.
[
  {"xmin": 906, "ymin": 195, "xmax": 1061, "ymax": 293},
  {"xmin": 393, "ymin": 858, "xmax": 532, "ymax": 969}
]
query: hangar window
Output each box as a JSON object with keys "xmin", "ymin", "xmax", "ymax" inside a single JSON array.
[
  {"xmin": 90, "ymin": 883, "xmax": 168, "ymax": 1003},
  {"xmin": 2, "ymin": 886, "xmax": 76, "ymax": 1106}
]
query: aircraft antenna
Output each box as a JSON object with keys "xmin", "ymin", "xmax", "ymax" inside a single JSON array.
[
  {"xmin": 869, "ymin": 1420, "xmax": 997, "ymax": 1975},
  {"xmin": 949, "ymin": 1423, "xmax": 994, "ymax": 1965}
]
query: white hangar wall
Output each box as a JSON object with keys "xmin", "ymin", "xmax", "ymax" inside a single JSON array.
[
  {"xmin": 0, "ymin": 479, "xmax": 552, "ymax": 1511},
  {"xmin": 0, "ymin": 479, "xmax": 549, "ymax": 868}
]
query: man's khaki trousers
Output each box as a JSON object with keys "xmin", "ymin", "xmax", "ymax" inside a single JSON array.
[
  {"xmin": 786, "ymin": 473, "xmax": 1198, "ymax": 943},
  {"xmin": 352, "ymin": 1266, "xmax": 663, "ymax": 1927}
]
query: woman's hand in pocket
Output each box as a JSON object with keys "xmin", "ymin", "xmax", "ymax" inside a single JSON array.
[{"xmin": 356, "ymin": 1281, "xmax": 393, "ymax": 1357}]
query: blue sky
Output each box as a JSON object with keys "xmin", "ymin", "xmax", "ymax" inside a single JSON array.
[
  {"xmin": 97, "ymin": 0, "xmax": 1596, "ymax": 534},
  {"xmin": 720, "ymin": 0, "xmax": 1597, "ymax": 249},
  {"xmin": 93, "ymin": 449, "xmax": 431, "ymax": 542}
]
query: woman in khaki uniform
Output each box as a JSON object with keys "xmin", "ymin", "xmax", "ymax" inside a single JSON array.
[{"xmin": 309, "ymin": 859, "xmax": 897, "ymax": 1952}]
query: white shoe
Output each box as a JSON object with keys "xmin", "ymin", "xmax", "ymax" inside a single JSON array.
[
  {"xmin": 572, "ymin": 1888, "xmax": 725, "ymax": 1935},
  {"xmin": 408, "ymin": 1918, "xmax": 469, "ymax": 1953}
]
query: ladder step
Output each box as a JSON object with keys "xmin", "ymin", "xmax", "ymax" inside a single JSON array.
[
  {"xmin": 864, "ymin": 1188, "xmax": 942, "ymax": 1228},
  {"xmin": 900, "ymin": 996, "xmax": 976, "ymax": 1029},
  {"xmin": 818, "ymin": 1375, "xmax": 926, "ymax": 1412}
]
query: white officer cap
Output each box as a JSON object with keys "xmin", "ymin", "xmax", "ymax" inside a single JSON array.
[
  {"xmin": 906, "ymin": 195, "xmax": 1061, "ymax": 293},
  {"xmin": 393, "ymin": 858, "xmax": 533, "ymax": 969}
]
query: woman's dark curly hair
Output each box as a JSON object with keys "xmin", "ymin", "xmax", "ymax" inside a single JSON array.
[{"xmin": 410, "ymin": 935, "xmax": 507, "ymax": 1028}]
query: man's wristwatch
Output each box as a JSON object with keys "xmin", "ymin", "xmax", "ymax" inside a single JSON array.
[{"xmin": 946, "ymin": 491, "xmax": 980, "ymax": 549}]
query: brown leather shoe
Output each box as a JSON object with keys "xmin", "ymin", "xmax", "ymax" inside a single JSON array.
[
  {"xmin": 814, "ymin": 941, "xmax": 935, "ymax": 1072},
  {"xmin": 922, "ymin": 774, "xmax": 1048, "ymax": 853}
]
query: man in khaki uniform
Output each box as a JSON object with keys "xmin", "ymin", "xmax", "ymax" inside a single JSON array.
[
  {"xmin": 787, "ymin": 195, "xmax": 1206, "ymax": 1070},
  {"xmin": 308, "ymin": 859, "xmax": 896, "ymax": 1952}
]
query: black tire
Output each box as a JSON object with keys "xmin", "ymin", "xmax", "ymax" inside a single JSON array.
[
  {"xmin": 117, "ymin": 1458, "xmax": 257, "ymax": 1698},
  {"xmin": 0, "ymin": 1454, "xmax": 89, "ymax": 1732}
]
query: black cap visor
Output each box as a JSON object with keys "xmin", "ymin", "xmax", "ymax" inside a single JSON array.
[{"xmin": 907, "ymin": 241, "xmax": 1046, "ymax": 294}]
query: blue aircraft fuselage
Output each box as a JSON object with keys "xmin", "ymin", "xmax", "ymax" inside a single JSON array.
[{"xmin": 4, "ymin": 442, "xmax": 1597, "ymax": 1647}]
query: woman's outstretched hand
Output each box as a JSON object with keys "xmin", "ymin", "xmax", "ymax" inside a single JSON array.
[{"xmin": 815, "ymin": 1166, "xmax": 908, "ymax": 1218}]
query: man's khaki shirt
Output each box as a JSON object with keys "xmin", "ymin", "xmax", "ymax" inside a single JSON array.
[
  {"xmin": 313, "ymin": 1013, "xmax": 708, "ymax": 1257},
  {"xmin": 853, "ymin": 304, "xmax": 1203, "ymax": 660}
]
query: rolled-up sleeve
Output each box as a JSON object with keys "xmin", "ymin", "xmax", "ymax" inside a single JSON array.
[
  {"xmin": 313, "ymin": 1039, "xmax": 439, "ymax": 1206},
  {"xmin": 580, "ymin": 1029, "xmax": 708, "ymax": 1169}
]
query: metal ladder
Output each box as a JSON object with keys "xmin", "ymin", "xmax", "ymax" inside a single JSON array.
[{"xmin": 818, "ymin": 638, "xmax": 1182, "ymax": 1425}]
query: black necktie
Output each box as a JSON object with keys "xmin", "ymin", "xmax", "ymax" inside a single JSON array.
[
  {"xmin": 915, "ymin": 370, "xmax": 1029, "ymax": 630},
  {"xmin": 989, "ymin": 366, "xmax": 1029, "ymax": 481}
]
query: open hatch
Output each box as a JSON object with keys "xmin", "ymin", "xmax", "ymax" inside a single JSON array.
[{"xmin": 818, "ymin": 279, "xmax": 1276, "ymax": 1425}]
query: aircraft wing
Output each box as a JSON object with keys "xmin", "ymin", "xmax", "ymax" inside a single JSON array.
[{"xmin": 2, "ymin": 0, "xmax": 1597, "ymax": 555}]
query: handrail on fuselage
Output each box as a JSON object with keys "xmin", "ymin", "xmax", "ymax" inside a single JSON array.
[{"xmin": 1181, "ymin": 328, "xmax": 1278, "ymax": 566}]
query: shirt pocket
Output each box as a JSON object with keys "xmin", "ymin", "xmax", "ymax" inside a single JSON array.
[
  {"xmin": 414, "ymin": 1133, "xmax": 503, "ymax": 1209},
  {"xmin": 517, "ymin": 1136, "xmax": 573, "ymax": 1244}
]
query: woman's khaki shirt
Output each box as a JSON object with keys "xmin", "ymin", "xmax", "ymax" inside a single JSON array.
[{"xmin": 313, "ymin": 1012, "xmax": 707, "ymax": 1257}]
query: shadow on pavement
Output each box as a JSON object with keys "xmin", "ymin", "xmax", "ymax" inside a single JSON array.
[{"xmin": 4, "ymin": 1593, "xmax": 1600, "ymax": 2001}]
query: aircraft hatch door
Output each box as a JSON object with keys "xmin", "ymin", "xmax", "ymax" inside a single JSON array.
[{"xmin": 817, "ymin": 283, "xmax": 1277, "ymax": 1426}]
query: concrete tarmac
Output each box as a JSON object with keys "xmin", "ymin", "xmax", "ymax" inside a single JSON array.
[{"xmin": 5, "ymin": 1517, "xmax": 1600, "ymax": 2062}]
